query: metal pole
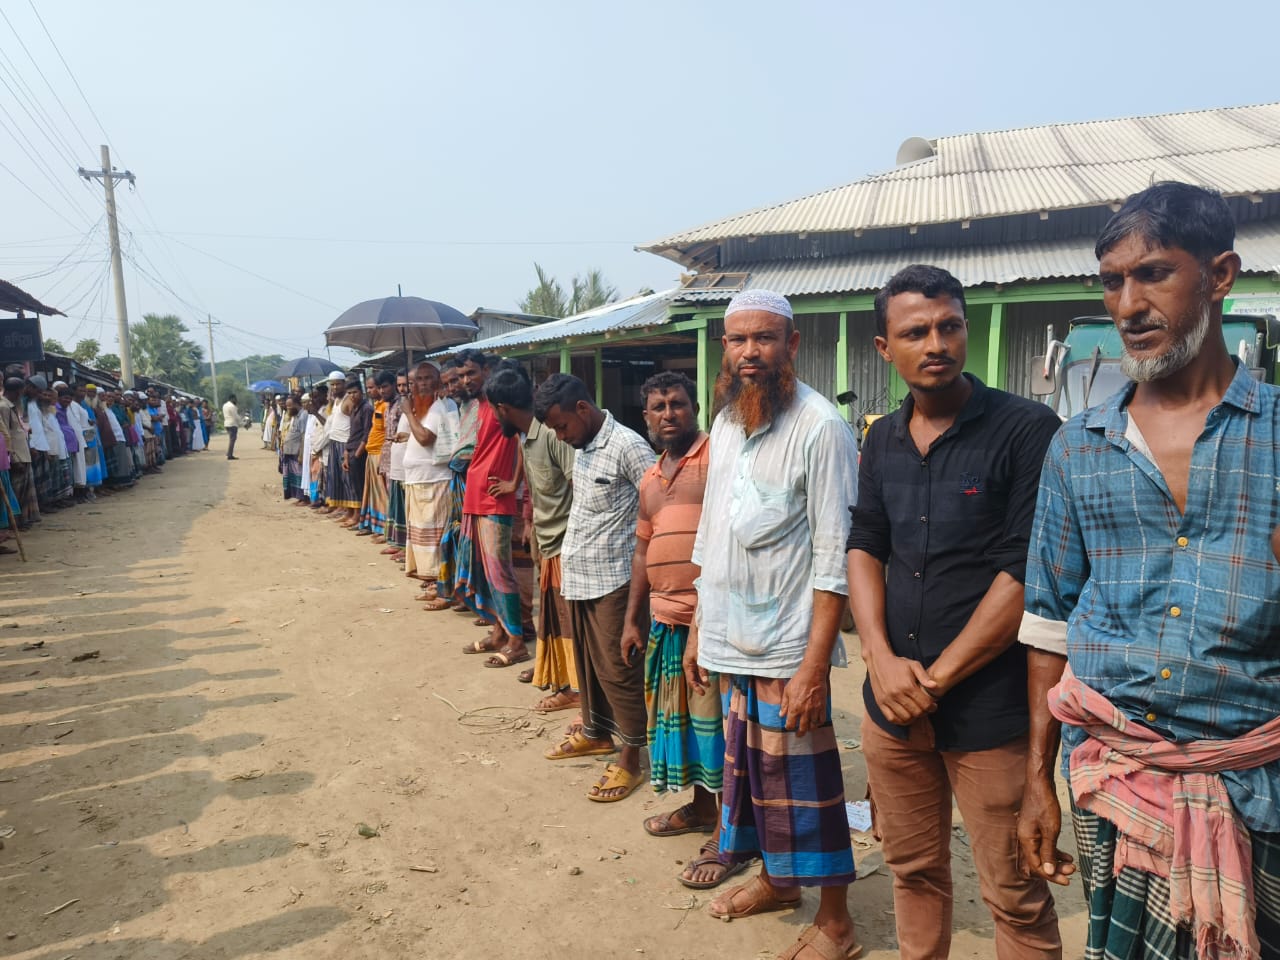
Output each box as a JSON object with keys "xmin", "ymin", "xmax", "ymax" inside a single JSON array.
[
  {"xmin": 205, "ymin": 314, "xmax": 219, "ymax": 411},
  {"xmin": 100, "ymin": 146, "xmax": 133, "ymax": 388},
  {"xmin": 245, "ymin": 360, "xmax": 250, "ymax": 388}
]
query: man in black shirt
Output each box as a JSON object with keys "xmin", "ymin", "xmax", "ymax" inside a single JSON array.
[{"xmin": 847, "ymin": 265, "xmax": 1063, "ymax": 959}]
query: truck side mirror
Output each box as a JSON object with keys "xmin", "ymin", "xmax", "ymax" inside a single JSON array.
[{"xmin": 1029, "ymin": 356, "xmax": 1055, "ymax": 395}]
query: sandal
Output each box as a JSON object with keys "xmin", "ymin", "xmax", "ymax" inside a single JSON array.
[
  {"xmin": 545, "ymin": 730, "xmax": 615, "ymax": 761},
  {"xmin": 484, "ymin": 649, "xmax": 531, "ymax": 668},
  {"xmin": 644, "ymin": 801, "xmax": 715, "ymax": 838},
  {"xmin": 678, "ymin": 838, "xmax": 749, "ymax": 889},
  {"xmin": 586, "ymin": 763, "xmax": 643, "ymax": 803},
  {"xmin": 534, "ymin": 689, "xmax": 580, "ymax": 714},
  {"xmin": 462, "ymin": 638, "xmax": 502, "ymax": 655},
  {"xmin": 708, "ymin": 875, "xmax": 802, "ymax": 920},
  {"xmin": 423, "ymin": 598, "xmax": 452, "ymax": 611},
  {"xmin": 776, "ymin": 925, "xmax": 863, "ymax": 960},
  {"xmin": 517, "ymin": 668, "xmax": 534, "ymax": 684}
]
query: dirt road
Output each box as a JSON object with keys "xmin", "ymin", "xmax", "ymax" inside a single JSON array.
[{"xmin": 0, "ymin": 437, "xmax": 1086, "ymax": 959}]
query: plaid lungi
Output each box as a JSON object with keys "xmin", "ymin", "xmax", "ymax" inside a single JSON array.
[
  {"xmin": 455, "ymin": 513, "xmax": 522, "ymax": 640},
  {"xmin": 358, "ymin": 464, "xmax": 387, "ymax": 533},
  {"xmin": 1073, "ymin": 801, "xmax": 1280, "ymax": 959},
  {"xmin": 385, "ymin": 479, "xmax": 407, "ymax": 548},
  {"xmin": 9, "ymin": 461, "xmax": 38, "ymax": 523},
  {"xmin": 281, "ymin": 453, "xmax": 305, "ymax": 500},
  {"xmin": 0, "ymin": 470, "xmax": 19, "ymax": 528},
  {"xmin": 719, "ymin": 673, "xmax": 856, "ymax": 887},
  {"xmin": 435, "ymin": 464, "xmax": 466, "ymax": 600},
  {"xmin": 646, "ymin": 620, "xmax": 723, "ymax": 794},
  {"xmin": 404, "ymin": 480, "xmax": 449, "ymax": 579},
  {"xmin": 324, "ymin": 441, "xmax": 359, "ymax": 508},
  {"xmin": 532, "ymin": 554, "xmax": 576, "ymax": 691}
]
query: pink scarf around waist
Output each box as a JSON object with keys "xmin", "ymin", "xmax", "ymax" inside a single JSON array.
[{"xmin": 1049, "ymin": 664, "xmax": 1280, "ymax": 960}]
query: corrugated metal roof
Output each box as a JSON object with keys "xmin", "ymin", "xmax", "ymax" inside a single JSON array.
[
  {"xmin": 675, "ymin": 220, "xmax": 1280, "ymax": 301},
  {"xmin": 436, "ymin": 290, "xmax": 679, "ymax": 354},
  {"xmin": 642, "ymin": 102, "xmax": 1280, "ymax": 252}
]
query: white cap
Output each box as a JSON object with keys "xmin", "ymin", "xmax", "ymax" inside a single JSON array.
[
  {"xmin": 725, "ymin": 289, "xmax": 794, "ymax": 321},
  {"xmin": 326, "ymin": 370, "xmax": 345, "ymax": 382},
  {"xmin": 52, "ymin": 380, "xmax": 68, "ymax": 390}
]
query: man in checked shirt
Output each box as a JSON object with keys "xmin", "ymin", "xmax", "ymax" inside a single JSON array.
[{"xmin": 1020, "ymin": 181, "xmax": 1280, "ymax": 958}]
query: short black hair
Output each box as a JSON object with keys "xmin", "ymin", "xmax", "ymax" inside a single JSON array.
[
  {"xmin": 454, "ymin": 348, "xmax": 485, "ymax": 369},
  {"xmin": 485, "ymin": 368, "xmax": 534, "ymax": 410},
  {"xmin": 1095, "ymin": 181, "xmax": 1235, "ymax": 264},
  {"xmin": 395, "ymin": 367, "xmax": 408, "ymax": 377},
  {"xmin": 375, "ymin": 370, "xmax": 396, "ymax": 387},
  {"xmin": 640, "ymin": 371, "xmax": 698, "ymax": 410},
  {"xmin": 491, "ymin": 358, "xmax": 531, "ymax": 384},
  {"xmin": 873, "ymin": 264, "xmax": 967, "ymax": 338},
  {"xmin": 533, "ymin": 373, "xmax": 592, "ymax": 421},
  {"xmin": 439, "ymin": 357, "xmax": 458, "ymax": 371},
  {"xmin": 228, "ymin": 393, "xmax": 237, "ymax": 402}
]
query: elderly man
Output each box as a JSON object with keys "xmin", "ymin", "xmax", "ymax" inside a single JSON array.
[
  {"xmin": 0, "ymin": 377, "xmax": 37, "ymax": 525},
  {"xmin": 1020, "ymin": 181, "xmax": 1280, "ymax": 958},
  {"xmin": 430, "ymin": 352, "xmax": 483, "ymax": 613},
  {"xmin": 485, "ymin": 365, "xmax": 578, "ymax": 710},
  {"xmin": 279, "ymin": 395, "xmax": 307, "ymax": 501},
  {"xmin": 848, "ymin": 265, "xmax": 1062, "ymax": 959},
  {"xmin": 401, "ymin": 362, "xmax": 458, "ymax": 588},
  {"xmin": 688, "ymin": 290, "xmax": 860, "ymax": 960},
  {"xmin": 340, "ymin": 380, "xmax": 375, "ymax": 529},
  {"xmin": 537, "ymin": 373, "xmax": 655, "ymax": 802},
  {"xmin": 357, "ymin": 371, "xmax": 396, "ymax": 537}
]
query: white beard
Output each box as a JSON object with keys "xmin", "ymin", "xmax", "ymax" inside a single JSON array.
[{"xmin": 1120, "ymin": 301, "xmax": 1212, "ymax": 382}]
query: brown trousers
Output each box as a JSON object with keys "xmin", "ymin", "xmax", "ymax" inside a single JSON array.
[{"xmin": 570, "ymin": 584, "xmax": 646, "ymax": 747}]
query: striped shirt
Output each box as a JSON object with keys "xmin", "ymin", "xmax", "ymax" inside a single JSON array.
[
  {"xmin": 693, "ymin": 381, "xmax": 859, "ymax": 678},
  {"xmin": 637, "ymin": 432, "xmax": 708, "ymax": 627},
  {"xmin": 561, "ymin": 412, "xmax": 656, "ymax": 601},
  {"xmin": 1025, "ymin": 359, "xmax": 1280, "ymax": 834}
]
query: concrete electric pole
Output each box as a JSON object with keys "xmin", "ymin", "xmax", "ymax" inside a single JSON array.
[
  {"xmin": 205, "ymin": 314, "xmax": 220, "ymax": 411},
  {"xmin": 78, "ymin": 146, "xmax": 136, "ymax": 388}
]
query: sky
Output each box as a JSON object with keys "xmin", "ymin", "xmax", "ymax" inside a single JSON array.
[{"xmin": 2, "ymin": 0, "xmax": 1278, "ymax": 367}]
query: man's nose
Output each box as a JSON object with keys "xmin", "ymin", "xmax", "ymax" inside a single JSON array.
[{"xmin": 1114, "ymin": 277, "xmax": 1150, "ymax": 321}]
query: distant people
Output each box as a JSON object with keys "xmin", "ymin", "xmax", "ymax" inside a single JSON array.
[
  {"xmin": 339, "ymin": 381, "xmax": 374, "ymax": 529},
  {"xmin": 222, "ymin": 394, "xmax": 240, "ymax": 460},
  {"xmin": 694, "ymin": 290, "xmax": 861, "ymax": 960},
  {"xmin": 279, "ymin": 395, "xmax": 307, "ymax": 502},
  {"xmin": 0, "ymin": 377, "xmax": 37, "ymax": 526}
]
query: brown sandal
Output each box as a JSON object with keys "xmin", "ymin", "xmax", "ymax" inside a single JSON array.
[
  {"xmin": 643, "ymin": 801, "xmax": 715, "ymax": 838},
  {"xmin": 708, "ymin": 875, "xmax": 802, "ymax": 920},
  {"xmin": 679, "ymin": 838, "xmax": 750, "ymax": 890}
]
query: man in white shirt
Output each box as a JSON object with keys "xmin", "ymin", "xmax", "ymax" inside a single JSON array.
[
  {"xmin": 222, "ymin": 394, "xmax": 240, "ymax": 460},
  {"xmin": 689, "ymin": 290, "xmax": 861, "ymax": 960},
  {"xmin": 401, "ymin": 362, "xmax": 458, "ymax": 587}
]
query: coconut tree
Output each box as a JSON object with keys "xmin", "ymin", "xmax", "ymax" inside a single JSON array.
[{"xmin": 128, "ymin": 314, "xmax": 203, "ymax": 389}]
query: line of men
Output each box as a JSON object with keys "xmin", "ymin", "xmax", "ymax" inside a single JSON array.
[
  {"xmin": 0, "ymin": 374, "xmax": 211, "ymax": 553},
  {"xmin": 278, "ymin": 180, "xmax": 1277, "ymax": 960}
]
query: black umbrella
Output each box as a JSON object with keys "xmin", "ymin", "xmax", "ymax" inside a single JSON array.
[
  {"xmin": 275, "ymin": 356, "xmax": 345, "ymax": 379},
  {"xmin": 323, "ymin": 296, "xmax": 478, "ymax": 357}
]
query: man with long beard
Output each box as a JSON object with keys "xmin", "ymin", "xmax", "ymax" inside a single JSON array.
[
  {"xmin": 620, "ymin": 372, "xmax": 736, "ymax": 889},
  {"xmin": 688, "ymin": 290, "xmax": 861, "ymax": 960},
  {"xmin": 1020, "ymin": 181, "xmax": 1280, "ymax": 958},
  {"xmin": 847, "ymin": 265, "xmax": 1062, "ymax": 959}
]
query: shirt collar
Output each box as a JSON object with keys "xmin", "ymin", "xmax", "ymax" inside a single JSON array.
[
  {"xmin": 893, "ymin": 374, "xmax": 989, "ymax": 441},
  {"xmin": 1085, "ymin": 357, "xmax": 1259, "ymax": 434},
  {"xmin": 584, "ymin": 410, "xmax": 615, "ymax": 453},
  {"xmin": 525, "ymin": 418, "xmax": 543, "ymax": 444},
  {"xmin": 658, "ymin": 430, "xmax": 708, "ymax": 469}
]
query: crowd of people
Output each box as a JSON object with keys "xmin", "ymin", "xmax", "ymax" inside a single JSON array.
[
  {"xmin": 255, "ymin": 181, "xmax": 1276, "ymax": 960},
  {"xmin": 0, "ymin": 375, "xmax": 212, "ymax": 552}
]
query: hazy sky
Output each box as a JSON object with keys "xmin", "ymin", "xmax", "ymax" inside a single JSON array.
[{"xmin": 3, "ymin": 0, "xmax": 1277, "ymax": 365}]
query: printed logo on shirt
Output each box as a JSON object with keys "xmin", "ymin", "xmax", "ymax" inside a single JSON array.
[{"xmin": 959, "ymin": 472, "xmax": 982, "ymax": 496}]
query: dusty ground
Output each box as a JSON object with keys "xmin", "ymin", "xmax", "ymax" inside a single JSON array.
[{"xmin": 0, "ymin": 437, "xmax": 1087, "ymax": 959}]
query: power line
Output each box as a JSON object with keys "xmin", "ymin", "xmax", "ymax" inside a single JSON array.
[
  {"xmin": 0, "ymin": 43, "xmax": 83, "ymax": 170},
  {"xmin": 0, "ymin": 105, "xmax": 96, "ymax": 225},
  {"xmin": 0, "ymin": 155, "xmax": 86, "ymax": 230},
  {"xmin": 161, "ymin": 234, "xmax": 341, "ymax": 311},
  {"xmin": 21, "ymin": 2, "xmax": 109, "ymax": 153}
]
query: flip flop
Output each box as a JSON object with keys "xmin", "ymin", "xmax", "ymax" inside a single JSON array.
[
  {"xmin": 423, "ymin": 598, "xmax": 452, "ymax": 611},
  {"xmin": 678, "ymin": 838, "xmax": 750, "ymax": 890},
  {"xmin": 586, "ymin": 763, "xmax": 643, "ymax": 803},
  {"xmin": 517, "ymin": 668, "xmax": 534, "ymax": 684},
  {"xmin": 776, "ymin": 925, "xmax": 863, "ymax": 960},
  {"xmin": 484, "ymin": 649, "xmax": 531, "ymax": 669},
  {"xmin": 545, "ymin": 730, "xmax": 615, "ymax": 761},
  {"xmin": 462, "ymin": 638, "xmax": 502, "ymax": 655},
  {"xmin": 708, "ymin": 875, "xmax": 802, "ymax": 920},
  {"xmin": 644, "ymin": 801, "xmax": 716, "ymax": 838},
  {"xmin": 534, "ymin": 689, "xmax": 580, "ymax": 714}
]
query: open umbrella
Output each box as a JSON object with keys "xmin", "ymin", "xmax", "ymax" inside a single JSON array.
[
  {"xmin": 249, "ymin": 379, "xmax": 288, "ymax": 393},
  {"xmin": 324, "ymin": 296, "xmax": 477, "ymax": 359},
  {"xmin": 275, "ymin": 356, "xmax": 345, "ymax": 379}
]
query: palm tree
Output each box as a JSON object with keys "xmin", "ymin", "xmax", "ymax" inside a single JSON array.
[
  {"xmin": 519, "ymin": 263, "xmax": 568, "ymax": 318},
  {"xmin": 569, "ymin": 269, "xmax": 618, "ymax": 314},
  {"xmin": 129, "ymin": 314, "xmax": 203, "ymax": 389}
]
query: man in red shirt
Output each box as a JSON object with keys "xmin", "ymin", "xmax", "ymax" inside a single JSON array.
[{"xmin": 457, "ymin": 353, "xmax": 533, "ymax": 668}]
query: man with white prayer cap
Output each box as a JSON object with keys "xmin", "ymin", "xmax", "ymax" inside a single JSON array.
[{"xmin": 689, "ymin": 289, "xmax": 863, "ymax": 958}]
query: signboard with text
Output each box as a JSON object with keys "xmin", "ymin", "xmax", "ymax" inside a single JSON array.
[{"xmin": 0, "ymin": 317, "xmax": 43, "ymax": 362}]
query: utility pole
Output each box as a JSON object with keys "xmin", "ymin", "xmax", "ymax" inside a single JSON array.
[
  {"xmin": 79, "ymin": 146, "xmax": 135, "ymax": 387},
  {"xmin": 204, "ymin": 314, "xmax": 220, "ymax": 411},
  {"xmin": 244, "ymin": 360, "xmax": 250, "ymax": 388}
]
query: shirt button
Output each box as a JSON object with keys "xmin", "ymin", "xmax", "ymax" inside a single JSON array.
[
  {"xmin": 907, "ymin": 633, "xmax": 916, "ymax": 641},
  {"xmin": 1145, "ymin": 711, "xmax": 1157, "ymax": 723},
  {"xmin": 1170, "ymin": 606, "xmax": 1181, "ymax": 618},
  {"xmin": 1176, "ymin": 536, "xmax": 1189, "ymax": 548},
  {"xmin": 920, "ymin": 459, "xmax": 927, "ymax": 467},
  {"xmin": 1160, "ymin": 668, "xmax": 1172, "ymax": 679},
  {"xmin": 920, "ymin": 515, "xmax": 928, "ymax": 523},
  {"xmin": 913, "ymin": 571, "xmax": 922, "ymax": 579}
]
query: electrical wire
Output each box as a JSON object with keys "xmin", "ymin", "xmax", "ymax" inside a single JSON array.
[
  {"xmin": 159, "ymin": 234, "xmax": 340, "ymax": 311},
  {"xmin": 20, "ymin": 2, "xmax": 107, "ymax": 154}
]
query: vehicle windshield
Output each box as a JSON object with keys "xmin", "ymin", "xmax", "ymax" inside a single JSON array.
[{"xmin": 1055, "ymin": 360, "xmax": 1130, "ymax": 418}]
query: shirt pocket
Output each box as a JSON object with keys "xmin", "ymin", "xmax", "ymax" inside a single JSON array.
[
  {"xmin": 730, "ymin": 478, "xmax": 803, "ymax": 550},
  {"xmin": 724, "ymin": 590, "xmax": 780, "ymax": 656}
]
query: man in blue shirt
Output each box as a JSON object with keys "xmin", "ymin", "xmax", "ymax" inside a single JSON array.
[{"xmin": 1020, "ymin": 181, "xmax": 1280, "ymax": 957}]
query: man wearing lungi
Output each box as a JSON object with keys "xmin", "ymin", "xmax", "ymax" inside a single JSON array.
[
  {"xmin": 1, "ymin": 377, "xmax": 37, "ymax": 526},
  {"xmin": 689, "ymin": 290, "xmax": 861, "ymax": 960},
  {"xmin": 848, "ymin": 265, "xmax": 1062, "ymax": 959},
  {"xmin": 1020, "ymin": 181, "xmax": 1280, "ymax": 959},
  {"xmin": 537, "ymin": 373, "xmax": 655, "ymax": 802}
]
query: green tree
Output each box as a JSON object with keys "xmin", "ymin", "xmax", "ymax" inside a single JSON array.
[
  {"xmin": 128, "ymin": 313, "xmax": 204, "ymax": 390},
  {"xmin": 569, "ymin": 268, "xmax": 618, "ymax": 314},
  {"xmin": 43, "ymin": 337, "xmax": 66, "ymax": 354},
  {"xmin": 96, "ymin": 353, "xmax": 121, "ymax": 373},
  {"xmin": 519, "ymin": 263, "xmax": 568, "ymax": 318},
  {"xmin": 71, "ymin": 338, "xmax": 100, "ymax": 364}
]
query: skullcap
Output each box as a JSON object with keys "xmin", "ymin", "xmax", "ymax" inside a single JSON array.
[
  {"xmin": 724, "ymin": 289, "xmax": 793, "ymax": 321},
  {"xmin": 52, "ymin": 380, "xmax": 68, "ymax": 390},
  {"xmin": 326, "ymin": 370, "xmax": 345, "ymax": 382}
]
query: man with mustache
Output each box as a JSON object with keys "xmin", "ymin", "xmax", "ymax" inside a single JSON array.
[
  {"xmin": 847, "ymin": 265, "xmax": 1063, "ymax": 959},
  {"xmin": 1020, "ymin": 181, "xmax": 1280, "ymax": 958},
  {"xmin": 691, "ymin": 290, "xmax": 861, "ymax": 960}
]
